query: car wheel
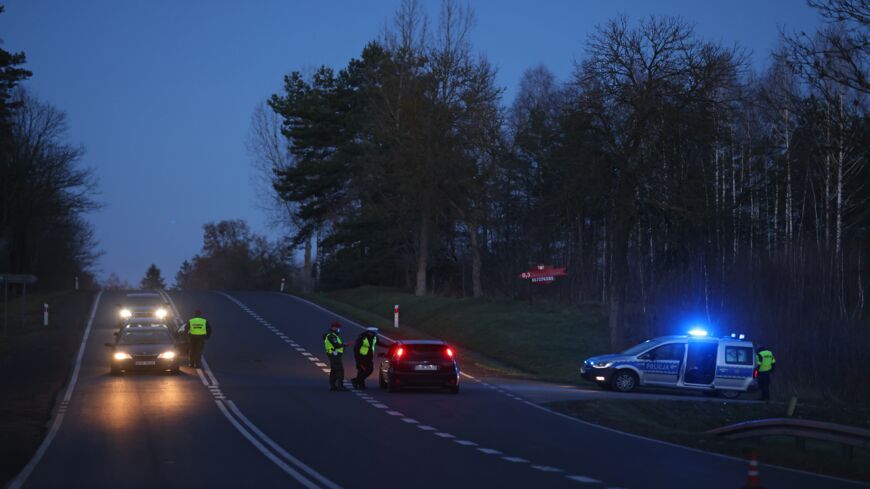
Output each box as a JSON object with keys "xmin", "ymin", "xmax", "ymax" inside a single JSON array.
[
  {"xmin": 719, "ymin": 390, "xmax": 740, "ymax": 399},
  {"xmin": 611, "ymin": 370, "xmax": 638, "ymax": 392}
]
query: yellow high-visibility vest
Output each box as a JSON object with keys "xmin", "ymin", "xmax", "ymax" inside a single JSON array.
[
  {"xmin": 359, "ymin": 336, "xmax": 377, "ymax": 356},
  {"xmin": 757, "ymin": 350, "xmax": 775, "ymax": 372},
  {"xmin": 325, "ymin": 332, "xmax": 343, "ymax": 354},
  {"xmin": 189, "ymin": 317, "xmax": 207, "ymax": 336}
]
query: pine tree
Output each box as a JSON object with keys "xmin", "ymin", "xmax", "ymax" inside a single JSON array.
[{"xmin": 140, "ymin": 264, "xmax": 166, "ymax": 290}]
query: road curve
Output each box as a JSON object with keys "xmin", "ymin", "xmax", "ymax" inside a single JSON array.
[{"xmin": 9, "ymin": 290, "xmax": 866, "ymax": 489}]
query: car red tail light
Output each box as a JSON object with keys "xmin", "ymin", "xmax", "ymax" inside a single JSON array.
[
  {"xmin": 445, "ymin": 347, "xmax": 454, "ymax": 358},
  {"xmin": 395, "ymin": 347, "xmax": 404, "ymax": 360},
  {"xmin": 753, "ymin": 369, "xmax": 758, "ymax": 379}
]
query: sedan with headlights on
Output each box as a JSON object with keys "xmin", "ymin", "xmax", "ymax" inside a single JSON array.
[
  {"xmin": 105, "ymin": 326, "xmax": 180, "ymax": 375},
  {"xmin": 116, "ymin": 292, "xmax": 171, "ymax": 325}
]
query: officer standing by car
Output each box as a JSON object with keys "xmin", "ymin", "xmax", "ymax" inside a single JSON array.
[
  {"xmin": 352, "ymin": 327, "xmax": 380, "ymax": 390},
  {"xmin": 324, "ymin": 322, "xmax": 351, "ymax": 391},
  {"xmin": 756, "ymin": 345, "xmax": 776, "ymax": 401},
  {"xmin": 186, "ymin": 309, "xmax": 211, "ymax": 369}
]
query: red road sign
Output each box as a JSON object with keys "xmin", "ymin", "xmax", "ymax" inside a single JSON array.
[{"xmin": 519, "ymin": 266, "xmax": 567, "ymax": 282}]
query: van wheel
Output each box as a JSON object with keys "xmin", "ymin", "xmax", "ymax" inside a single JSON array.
[
  {"xmin": 719, "ymin": 390, "xmax": 740, "ymax": 399},
  {"xmin": 612, "ymin": 370, "xmax": 638, "ymax": 392}
]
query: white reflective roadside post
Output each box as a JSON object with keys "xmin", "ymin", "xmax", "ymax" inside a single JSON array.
[
  {"xmin": 280, "ymin": 278, "xmax": 286, "ymax": 292},
  {"xmin": 394, "ymin": 304, "xmax": 399, "ymax": 328},
  {"xmin": 75, "ymin": 276, "xmax": 79, "ymax": 291},
  {"xmin": 43, "ymin": 304, "xmax": 48, "ymax": 327}
]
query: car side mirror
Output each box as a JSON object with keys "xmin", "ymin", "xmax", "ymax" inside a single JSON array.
[{"xmin": 104, "ymin": 342, "xmax": 114, "ymax": 347}]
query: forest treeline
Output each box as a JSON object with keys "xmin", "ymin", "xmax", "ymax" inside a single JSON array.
[
  {"xmin": 0, "ymin": 6, "xmax": 99, "ymax": 290},
  {"xmin": 253, "ymin": 1, "xmax": 869, "ymax": 398}
]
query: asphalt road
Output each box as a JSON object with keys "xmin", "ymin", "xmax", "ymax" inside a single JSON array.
[{"xmin": 8, "ymin": 290, "xmax": 867, "ymax": 489}]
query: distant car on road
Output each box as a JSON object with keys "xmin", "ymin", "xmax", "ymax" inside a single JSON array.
[
  {"xmin": 581, "ymin": 331, "xmax": 757, "ymax": 398},
  {"xmin": 379, "ymin": 340, "xmax": 460, "ymax": 393},
  {"xmin": 116, "ymin": 292, "xmax": 170, "ymax": 325},
  {"xmin": 105, "ymin": 325, "xmax": 181, "ymax": 375}
]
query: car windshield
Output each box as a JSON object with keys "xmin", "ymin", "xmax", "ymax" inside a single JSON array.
[
  {"xmin": 123, "ymin": 296, "xmax": 163, "ymax": 307},
  {"xmin": 118, "ymin": 329, "xmax": 172, "ymax": 345},
  {"xmin": 621, "ymin": 339, "xmax": 660, "ymax": 356}
]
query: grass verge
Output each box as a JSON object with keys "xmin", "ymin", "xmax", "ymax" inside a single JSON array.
[
  {"xmin": 300, "ymin": 285, "xmax": 609, "ymax": 384},
  {"xmin": 547, "ymin": 399, "xmax": 870, "ymax": 482}
]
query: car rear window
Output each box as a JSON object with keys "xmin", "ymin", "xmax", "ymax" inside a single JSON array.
[
  {"xmin": 403, "ymin": 344, "xmax": 450, "ymax": 360},
  {"xmin": 725, "ymin": 346, "xmax": 754, "ymax": 365}
]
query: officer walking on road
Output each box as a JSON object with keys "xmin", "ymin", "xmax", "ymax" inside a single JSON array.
[
  {"xmin": 756, "ymin": 345, "xmax": 776, "ymax": 401},
  {"xmin": 186, "ymin": 309, "xmax": 211, "ymax": 369},
  {"xmin": 352, "ymin": 327, "xmax": 379, "ymax": 390},
  {"xmin": 324, "ymin": 322, "xmax": 351, "ymax": 391}
]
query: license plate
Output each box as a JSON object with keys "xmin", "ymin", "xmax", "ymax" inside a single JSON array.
[
  {"xmin": 135, "ymin": 361, "xmax": 156, "ymax": 366},
  {"xmin": 414, "ymin": 364, "xmax": 437, "ymax": 371},
  {"xmin": 580, "ymin": 367, "xmax": 587, "ymax": 374}
]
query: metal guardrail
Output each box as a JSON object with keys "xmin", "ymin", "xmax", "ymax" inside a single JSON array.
[{"xmin": 707, "ymin": 418, "xmax": 870, "ymax": 458}]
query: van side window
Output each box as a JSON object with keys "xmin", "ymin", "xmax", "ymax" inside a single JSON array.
[{"xmin": 725, "ymin": 346, "xmax": 753, "ymax": 365}]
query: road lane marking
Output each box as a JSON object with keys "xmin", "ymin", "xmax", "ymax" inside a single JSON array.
[
  {"xmin": 385, "ymin": 410, "xmax": 403, "ymax": 416},
  {"xmin": 566, "ymin": 475, "xmax": 601, "ymax": 484},
  {"xmin": 321, "ymin": 368, "xmax": 331, "ymax": 373},
  {"xmin": 531, "ymin": 465, "xmax": 563, "ymax": 473},
  {"xmin": 315, "ymin": 362, "xmax": 328, "ymax": 367},
  {"xmin": 225, "ymin": 401, "xmax": 342, "ymax": 489},
  {"xmin": 434, "ymin": 432, "xmax": 455, "ymax": 439},
  {"xmin": 215, "ymin": 401, "xmax": 323, "ymax": 489},
  {"xmin": 477, "ymin": 448, "xmax": 502, "ymax": 455},
  {"xmin": 454, "ymin": 440, "xmax": 477, "ymax": 446},
  {"xmin": 417, "ymin": 425, "xmax": 437, "ymax": 431},
  {"xmin": 371, "ymin": 403, "xmax": 389, "ymax": 409},
  {"xmin": 7, "ymin": 290, "xmax": 103, "ymax": 489},
  {"xmin": 503, "ymin": 457, "xmax": 529, "ymax": 463},
  {"xmin": 401, "ymin": 418, "xmax": 419, "ymax": 424}
]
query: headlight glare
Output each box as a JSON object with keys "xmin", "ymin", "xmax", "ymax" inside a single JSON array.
[
  {"xmin": 158, "ymin": 351, "xmax": 176, "ymax": 359},
  {"xmin": 155, "ymin": 308, "xmax": 168, "ymax": 319},
  {"xmin": 119, "ymin": 308, "xmax": 132, "ymax": 318},
  {"xmin": 113, "ymin": 352, "xmax": 132, "ymax": 361}
]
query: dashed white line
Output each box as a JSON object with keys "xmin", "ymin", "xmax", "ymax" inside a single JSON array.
[
  {"xmin": 434, "ymin": 432, "xmax": 455, "ymax": 439},
  {"xmin": 531, "ymin": 465, "xmax": 563, "ymax": 473},
  {"xmin": 315, "ymin": 362, "xmax": 328, "ymax": 367},
  {"xmin": 478, "ymin": 448, "xmax": 502, "ymax": 455},
  {"xmin": 385, "ymin": 411, "xmax": 404, "ymax": 416},
  {"xmin": 321, "ymin": 368, "xmax": 331, "ymax": 373},
  {"xmin": 417, "ymin": 425, "xmax": 437, "ymax": 431},
  {"xmin": 371, "ymin": 403, "xmax": 389, "ymax": 409},
  {"xmin": 401, "ymin": 418, "xmax": 419, "ymax": 424},
  {"xmin": 503, "ymin": 456, "xmax": 529, "ymax": 463},
  {"xmin": 454, "ymin": 440, "xmax": 477, "ymax": 446},
  {"xmin": 565, "ymin": 475, "xmax": 601, "ymax": 484}
]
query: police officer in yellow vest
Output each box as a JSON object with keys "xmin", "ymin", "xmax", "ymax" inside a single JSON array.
[
  {"xmin": 186, "ymin": 309, "xmax": 212, "ymax": 369},
  {"xmin": 756, "ymin": 345, "xmax": 776, "ymax": 401},
  {"xmin": 352, "ymin": 327, "xmax": 379, "ymax": 390},
  {"xmin": 324, "ymin": 322, "xmax": 351, "ymax": 391}
]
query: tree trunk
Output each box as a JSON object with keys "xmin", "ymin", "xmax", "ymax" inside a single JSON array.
[
  {"xmin": 469, "ymin": 222, "xmax": 483, "ymax": 298},
  {"xmin": 302, "ymin": 235, "xmax": 313, "ymax": 292},
  {"xmin": 415, "ymin": 211, "xmax": 429, "ymax": 296}
]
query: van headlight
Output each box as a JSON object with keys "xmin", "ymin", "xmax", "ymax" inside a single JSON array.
[
  {"xmin": 155, "ymin": 308, "xmax": 168, "ymax": 319},
  {"xmin": 113, "ymin": 352, "xmax": 132, "ymax": 361},
  {"xmin": 158, "ymin": 351, "xmax": 176, "ymax": 359},
  {"xmin": 593, "ymin": 361, "xmax": 613, "ymax": 368},
  {"xmin": 119, "ymin": 308, "xmax": 132, "ymax": 319}
]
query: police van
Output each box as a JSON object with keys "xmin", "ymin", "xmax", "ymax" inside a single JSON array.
[{"xmin": 580, "ymin": 330, "xmax": 757, "ymax": 398}]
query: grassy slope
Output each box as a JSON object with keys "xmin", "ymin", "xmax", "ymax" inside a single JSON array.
[{"xmin": 301, "ymin": 286, "xmax": 609, "ymax": 383}]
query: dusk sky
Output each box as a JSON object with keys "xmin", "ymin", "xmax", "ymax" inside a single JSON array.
[{"xmin": 2, "ymin": 1, "xmax": 821, "ymax": 285}]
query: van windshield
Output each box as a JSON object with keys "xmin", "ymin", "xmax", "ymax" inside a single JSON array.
[{"xmin": 622, "ymin": 339, "xmax": 660, "ymax": 356}]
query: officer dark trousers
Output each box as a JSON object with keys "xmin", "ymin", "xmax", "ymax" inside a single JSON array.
[
  {"xmin": 189, "ymin": 336, "xmax": 205, "ymax": 368},
  {"xmin": 329, "ymin": 355, "xmax": 345, "ymax": 390},
  {"xmin": 354, "ymin": 356, "xmax": 374, "ymax": 389},
  {"xmin": 758, "ymin": 371, "xmax": 771, "ymax": 400}
]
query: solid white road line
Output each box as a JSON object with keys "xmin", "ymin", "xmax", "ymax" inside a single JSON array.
[
  {"xmin": 215, "ymin": 401, "xmax": 322, "ymax": 489},
  {"xmin": 8, "ymin": 290, "xmax": 103, "ymax": 489},
  {"xmin": 226, "ymin": 401, "xmax": 342, "ymax": 489}
]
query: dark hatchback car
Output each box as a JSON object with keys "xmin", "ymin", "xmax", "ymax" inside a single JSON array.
[
  {"xmin": 378, "ymin": 340, "xmax": 460, "ymax": 393},
  {"xmin": 105, "ymin": 326, "xmax": 180, "ymax": 375}
]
